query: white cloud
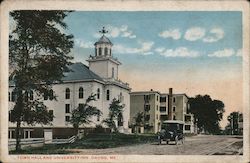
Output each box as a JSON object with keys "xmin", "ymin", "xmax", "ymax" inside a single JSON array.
[
  {"xmin": 208, "ymin": 48, "xmax": 235, "ymax": 57},
  {"xmin": 203, "ymin": 28, "xmax": 224, "ymax": 43},
  {"xmin": 158, "ymin": 47, "xmax": 200, "ymax": 58},
  {"xmin": 236, "ymin": 49, "xmax": 242, "ymax": 57},
  {"xmin": 75, "ymin": 38, "xmax": 93, "ymax": 48},
  {"xmin": 184, "ymin": 27, "xmax": 206, "ymax": 41},
  {"xmin": 155, "ymin": 47, "xmax": 165, "ymax": 53},
  {"xmin": 113, "ymin": 41, "xmax": 154, "ymax": 55},
  {"xmin": 158, "ymin": 29, "xmax": 181, "ymax": 40},
  {"xmin": 94, "ymin": 25, "xmax": 136, "ymax": 39}
]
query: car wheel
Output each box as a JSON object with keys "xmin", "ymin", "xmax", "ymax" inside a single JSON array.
[
  {"xmin": 175, "ymin": 136, "xmax": 178, "ymax": 145},
  {"xmin": 158, "ymin": 136, "xmax": 161, "ymax": 145}
]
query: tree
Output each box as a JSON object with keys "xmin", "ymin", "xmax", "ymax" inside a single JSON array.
[
  {"xmin": 133, "ymin": 111, "xmax": 144, "ymax": 134},
  {"xmin": 9, "ymin": 10, "xmax": 74, "ymax": 151},
  {"xmin": 189, "ymin": 95, "xmax": 225, "ymax": 134},
  {"xmin": 70, "ymin": 94, "xmax": 102, "ymax": 138},
  {"xmin": 103, "ymin": 98, "xmax": 124, "ymax": 133}
]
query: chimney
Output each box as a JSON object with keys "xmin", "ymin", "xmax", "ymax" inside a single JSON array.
[{"xmin": 168, "ymin": 88, "xmax": 173, "ymax": 120}]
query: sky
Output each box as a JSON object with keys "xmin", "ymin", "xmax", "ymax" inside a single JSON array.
[{"xmin": 64, "ymin": 11, "xmax": 242, "ymax": 128}]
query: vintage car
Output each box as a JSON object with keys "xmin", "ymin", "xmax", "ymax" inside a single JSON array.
[{"xmin": 157, "ymin": 120, "xmax": 184, "ymax": 145}]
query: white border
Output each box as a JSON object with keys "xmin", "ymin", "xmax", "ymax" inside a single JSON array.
[{"xmin": 0, "ymin": 0, "xmax": 249, "ymax": 163}]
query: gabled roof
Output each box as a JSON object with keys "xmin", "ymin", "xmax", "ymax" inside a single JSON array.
[{"xmin": 62, "ymin": 62, "xmax": 103, "ymax": 82}]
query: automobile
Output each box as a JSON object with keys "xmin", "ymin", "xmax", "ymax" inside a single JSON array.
[{"xmin": 157, "ymin": 120, "xmax": 184, "ymax": 145}]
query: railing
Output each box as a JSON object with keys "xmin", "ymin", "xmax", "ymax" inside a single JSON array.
[
  {"xmin": 52, "ymin": 135, "xmax": 76, "ymax": 144},
  {"xmin": 8, "ymin": 138, "xmax": 44, "ymax": 150}
]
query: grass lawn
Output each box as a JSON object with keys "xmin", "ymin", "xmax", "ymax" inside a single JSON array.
[{"xmin": 10, "ymin": 133, "xmax": 157, "ymax": 154}]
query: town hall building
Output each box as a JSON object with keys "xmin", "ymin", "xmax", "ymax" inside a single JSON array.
[{"xmin": 8, "ymin": 27, "xmax": 131, "ymax": 140}]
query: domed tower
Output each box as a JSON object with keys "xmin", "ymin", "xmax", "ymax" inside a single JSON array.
[{"xmin": 87, "ymin": 27, "xmax": 121, "ymax": 80}]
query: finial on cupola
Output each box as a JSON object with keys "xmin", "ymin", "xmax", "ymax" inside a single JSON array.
[{"xmin": 99, "ymin": 26, "xmax": 108, "ymax": 35}]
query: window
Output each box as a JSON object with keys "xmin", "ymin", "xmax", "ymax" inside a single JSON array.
[
  {"xmin": 79, "ymin": 87, "xmax": 84, "ymax": 99},
  {"xmin": 65, "ymin": 116, "xmax": 70, "ymax": 122},
  {"xmin": 160, "ymin": 97, "xmax": 166, "ymax": 102},
  {"xmin": 97, "ymin": 88, "xmax": 100, "ymax": 99},
  {"xmin": 119, "ymin": 92, "xmax": 123, "ymax": 102},
  {"xmin": 65, "ymin": 104, "xmax": 70, "ymax": 113},
  {"xmin": 185, "ymin": 115, "xmax": 191, "ymax": 122},
  {"xmin": 173, "ymin": 115, "xmax": 176, "ymax": 120},
  {"xmin": 156, "ymin": 114, "xmax": 158, "ymax": 120},
  {"xmin": 49, "ymin": 110, "xmax": 53, "ymax": 121},
  {"xmin": 11, "ymin": 91, "xmax": 16, "ymax": 102},
  {"xmin": 8, "ymin": 92, "xmax": 10, "ymax": 101},
  {"xmin": 44, "ymin": 91, "xmax": 48, "ymax": 100},
  {"xmin": 156, "ymin": 105, "xmax": 158, "ymax": 111},
  {"xmin": 112, "ymin": 67, "xmax": 114, "ymax": 78},
  {"xmin": 105, "ymin": 47, "xmax": 108, "ymax": 56},
  {"xmin": 98, "ymin": 47, "xmax": 102, "ymax": 56},
  {"xmin": 157, "ymin": 95, "xmax": 159, "ymax": 101},
  {"xmin": 110, "ymin": 49, "xmax": 112, "ymax": 55},
  {"xmin": 95, "ymin": 47, "xmax": 97, "ymax": 56},
  {"xmin": 79, "ymin": 103, "xmax": 84, "ymax": 108},
  {"xmin": 65, "ymin": 88, "xmax": 70, "ymax": 99},
  {"xmin": 118, "ymin": 113, "xmax": 123, "ymax": 126},
  {"xmin": 173, "ymin": 97, "xmax": 176, "ymax": 103},
  {"xmin": 145, "ymin": 115, "xmax": 150, "ymax": 121},
  {"xmin": 185, "ymin": 125, "xmax": 191, "ymax": 131},
  {"xmin": 25, "ymin": 130, "xmax": 29, "ymax": 139},
  {"xmin": 144, "ymin": 105, "xmax": 150, "ymax": 112},
  {"xmin": 160, "ymin": 107, "xmax": 166, "ymax": 112},
  {"xmin": 144, "ymin": 95, "xmax": 150, "ymax": 102},
  {"xmin": 173, "ymin": 106, "xmax": 176, "ymax": 112},
  {"xmin": 106, "ymin": 90, "xmax": 110, "ymax": 100},
  {"xmin": 49, "ymin": 90, "xmax": 53, "ymax": 100}
]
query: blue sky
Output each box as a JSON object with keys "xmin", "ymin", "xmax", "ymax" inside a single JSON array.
[
  {"xmin": 65, "ymin": 11, "xmax": 242, "ymax": 81},
  {"xmin": 64, "ymin": 11, "xmax": 242, "ymax": 127}
]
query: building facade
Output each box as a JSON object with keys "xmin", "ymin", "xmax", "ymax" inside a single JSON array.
[
  {"xmin": 9, "ymin": 28, "xmax": 131, "ymax": 140},
  {"xmin": 130, "ymin": 88, "xmax": 196, "ymax": 134}
]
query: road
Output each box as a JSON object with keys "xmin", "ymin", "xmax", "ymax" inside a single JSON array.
[{"xmin": 68, "ymin": 135, "xmax": 243, "ymax": 155}]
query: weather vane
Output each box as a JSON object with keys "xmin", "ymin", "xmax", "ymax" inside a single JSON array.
[{"xmin": 99, "ymin": 26, "xmax": 108, "ymax": 35}]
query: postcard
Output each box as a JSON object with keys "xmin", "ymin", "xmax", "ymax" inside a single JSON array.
[{"xmin": 0, "ymin": 0, "xmax": 249, "ymax": 162}]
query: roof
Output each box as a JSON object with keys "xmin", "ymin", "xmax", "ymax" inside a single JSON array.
[
  {"xmin": 130, "ymin": 91, "xmax": 161, "ymax": 95},
  {"xmin": 94, "ymin": 35, "xmax": 113, "ymax": 45},
  {"xmin": 62, "ymin": 62, "xmax": 103, "ymax": 82}
]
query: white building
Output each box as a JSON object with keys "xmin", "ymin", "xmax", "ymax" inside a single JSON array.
[{"xmin": 9, "ymin": 28, "xmax": 131, "ymax": 140}]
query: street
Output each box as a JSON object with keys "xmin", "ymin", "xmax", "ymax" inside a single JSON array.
[{"xmin": 68, "ymin": 135, "xmax": 243, "ymax": 155}]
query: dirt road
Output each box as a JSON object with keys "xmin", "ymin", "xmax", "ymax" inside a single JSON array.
[{"xmin": 69, "ymin": 135, "xmax": 243, "ymax": 155}]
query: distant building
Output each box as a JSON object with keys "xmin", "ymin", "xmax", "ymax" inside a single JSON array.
[
  {"xmin": 9, "ymin": 28, "xmax": 131, "ymax": 141},
  {"xmin": 226, "ymin": 112, "xmax": 243, "ymax": 135},
  {"xmin": 130, "ymin": 88, "xmax": 196, "ymax": 134}
]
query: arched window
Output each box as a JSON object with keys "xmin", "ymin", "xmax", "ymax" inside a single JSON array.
[
  {"xmin": 11, "ymin": 91, "xmax": 16, "ymax": 102},
  {"xmin": 112, "ymin": 67, "xmax": 114, "ymax": 78},
  {"xmin": 65, "ymin": 88, "xmax": 70, "ymax": 99},
  {"xmin": 49, "ymin": 90, "xmax": 53, "ymax": 100},
  {"xmin": 79, "ymin": 87, "xmax": 84, "ymax": 99},
  {"xmin": 106, "ymin": 90, "xmax": 110, "ymax": 101},
  {"xmin": 118, "ymin": 113, "xmax": 123, "ymax": 126},
  {"xmin": 104, "ymin": 47, "xmax": 108, "ymax": 56},
  {"xmin": 97, "ymin": 88, "xmax": 100, "ymax": 99},
  {"xmin": 98, "ymin": 47, "xmax": 102, "ymax": 56}
]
